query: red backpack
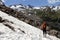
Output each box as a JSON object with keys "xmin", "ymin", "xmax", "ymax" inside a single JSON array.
[{"xmin": 41, "ymin": 22, "xmax": 46, "ymax": 30}]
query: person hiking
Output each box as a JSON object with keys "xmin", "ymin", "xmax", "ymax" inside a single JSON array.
[{"xmin": 40, "ymin": 21, "xmax": 47, "ymax": 36}]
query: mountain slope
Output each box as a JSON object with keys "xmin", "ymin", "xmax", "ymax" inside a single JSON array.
[
  {"xmin": 0, "ymin": 10, "xmax": 60, "ymax": 40},
  {"xmin": 0, "ymin": 11, "xmax": 43, "ymax": 40}
]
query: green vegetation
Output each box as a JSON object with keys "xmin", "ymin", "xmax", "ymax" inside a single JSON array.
[{"xmin": 33, "ymin": 7, "xmax": 60, "ymax": 23}]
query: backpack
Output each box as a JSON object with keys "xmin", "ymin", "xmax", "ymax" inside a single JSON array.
[{"xmin": 40, "ymin": 22, "xmax": 46, "ymax": 30}]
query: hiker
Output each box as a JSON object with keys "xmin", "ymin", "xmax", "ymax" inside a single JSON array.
[{"xmin": 40, "ymin": 21, "xmax": 47, "ymax": 35}]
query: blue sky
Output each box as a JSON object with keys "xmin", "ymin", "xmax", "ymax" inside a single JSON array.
[{"xmin": 3, "ymin": 0, "xmax": 60, "ymax": 6}]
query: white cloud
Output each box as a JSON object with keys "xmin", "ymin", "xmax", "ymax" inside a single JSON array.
[
  {"xmin": 48, "ymin": 0, "xmax": 60, "ymax": 4},
  {"xmin": 1, "ymin": 0, "xmax": 5, "ymax": 2},
  {"xmin": 1, "ymin": 0, "xmax": 7, "ymax": 2}
]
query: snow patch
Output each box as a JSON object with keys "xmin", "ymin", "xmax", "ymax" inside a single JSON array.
[{"xmin": 0, "ymin": 11, "xmax": 43, "ymax": 40}]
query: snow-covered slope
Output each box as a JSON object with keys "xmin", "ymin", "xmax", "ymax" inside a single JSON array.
[
  {"xmin": 0, "ymin": 11, "xmax": 60, "ymax": 40},
  {"xmin": 0, "ymin": 11, "xmax": 43, "ymax": 40}
]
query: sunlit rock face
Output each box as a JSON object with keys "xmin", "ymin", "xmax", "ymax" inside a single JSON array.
[{"xmin": 0, "ymin": 11, "xmax": 43, "ymax": 40}]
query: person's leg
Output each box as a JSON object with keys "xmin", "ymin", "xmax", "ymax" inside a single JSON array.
[{"xmin": 43, "ymin": 30, "xmax": 46, "ymax": 37}]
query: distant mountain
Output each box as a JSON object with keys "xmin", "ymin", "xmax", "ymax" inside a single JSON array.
[
  {"xmin": 0, "ymin": 0, "xmax": 4, "ymax": 5},
  {"xmin": 9, "ymin": 4, "xmax": 60, "ymax": 12},
  {"xmin": 52, "ymin": 6, "xmax": 60, "ymax": 11},
  {"xmin": 9, "ymin": 4, "xmax": 26, "ymax": 11},
  {"xmin": 9, "ymin": 4, "xmax": 41, "ymax": 11}
]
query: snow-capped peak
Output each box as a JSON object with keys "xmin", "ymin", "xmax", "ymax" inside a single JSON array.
[
  {"xmin": 9, "ymin": 4, "xmax": 26, "ymax": 12},
  {"xmin": 0, "ymin": 0, "xmax": 4, "ymax": 5},
  {"xmin": 33, "ymin": 7, "xmax": 40, "ymax": 9},
  {"xmin": 10, "ymin": 4, "xmax": 25, "ymax": 9}
]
